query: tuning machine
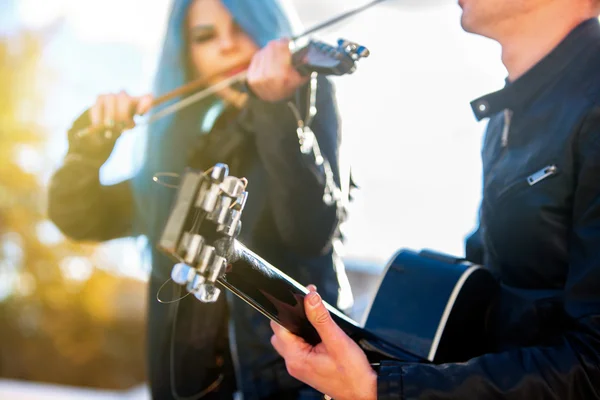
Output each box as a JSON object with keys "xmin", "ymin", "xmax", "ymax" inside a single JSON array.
[
  {"xmin": 165, "ymin": 163, "xmax": 248, "ymax": 303},
  {"xmin": 337, "ymin": 38, "xmax": 370, "ymax": 60},
  {"xmin": 171, "ymin": 244, "xmax": 228, "ymax": 303},
  {"xmin": 194, "ymin": 163, "xmax": 248, "ymax": 238}
]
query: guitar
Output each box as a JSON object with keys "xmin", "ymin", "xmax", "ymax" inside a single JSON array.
[{"xmin": 157, "ymin": 164, "xmax": 500, "ymax": 365}]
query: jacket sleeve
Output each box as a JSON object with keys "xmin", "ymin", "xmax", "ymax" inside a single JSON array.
[
  {"xmin": 376, "ymin": 110, "xmax": 600, "ymax": 400},
  {"xmin": 47, "ymin": 110, "xmax": 135, "ymax": 242},
  {"xmin": 237, "ymin": 75, "xmax": 347, "ymax": 256}
]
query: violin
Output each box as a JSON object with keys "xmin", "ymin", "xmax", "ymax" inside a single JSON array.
[{"xmin": 73, "ymin": 0, "xmax": 389, "ymax": 139}]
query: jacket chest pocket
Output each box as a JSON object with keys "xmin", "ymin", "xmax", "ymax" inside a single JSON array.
[
  {"xmin": 492, "ymin": 164, "xmax": 560, "ymax": 207},
  {"xmin": 482, "ymin": 161, "xmax": 570, "ymax": 245},
  {"xmin": 482, "ymin": 162, "xmax": 564, "ymax": 236},
  {"xmin": 481, "ymin": 162, "xmax": 571, "ymax": 287}
]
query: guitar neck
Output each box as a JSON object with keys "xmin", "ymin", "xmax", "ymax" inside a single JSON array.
[
  {"xmin": 218, "ymin": 240, "xmax": 424, "ymax": 362},
  {"xmin": 219, "ymin": 241, "xmax": 360, "ymax": 341}
]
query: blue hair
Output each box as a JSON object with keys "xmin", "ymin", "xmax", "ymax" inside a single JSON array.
[{"xmin": 130, "ymin": 0, "xmax": 298, "ymax": 259}]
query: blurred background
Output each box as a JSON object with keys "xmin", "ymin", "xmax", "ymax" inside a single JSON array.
[{"xmin": 0, "ymin": 0, "xmax": 510, "ymax": 397}]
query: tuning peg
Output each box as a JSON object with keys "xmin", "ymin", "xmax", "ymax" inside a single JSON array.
[
  {"xmin": 210, "ymin": 163, "xmax": 229, "ymax": 183},
  {"xmin": 336, "ymin": 38, "xmax": 370, "ymax": 59},
  {"xmin": 337, "ymin": 39, "xmax": 350, "ymax": 48},
  {"xmin": 171, "ymin": 263, "xmax": 195, "ymax": 285},
  {"xmin": 356, "ymin": 45, "xmax": 370, "ymax": 58},
  {"xmin": 196, "ymin": 245, "xmax": 216, "ymax": 275},
  {"xmin": 186, "ymin": 273, "xmax": 205, "ymax": 294},
  {"xmin": 176, "ymin": 232, "xmax": 192, "ymax": 259},
  {"xmin": 206, "ymin": 255, "xmax": 227, "ymax": 284},
  {"xmin": 183, "ymin": 234, "xmax": 204, "ymax": 265},
  {"xmin": 193, "ymin": 284, "xmax": 221, "ymax": 303}
]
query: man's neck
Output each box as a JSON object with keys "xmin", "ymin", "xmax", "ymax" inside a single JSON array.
[{"xmin": 497, "ymin": 7, "xmax": 595, "ymax": 82}]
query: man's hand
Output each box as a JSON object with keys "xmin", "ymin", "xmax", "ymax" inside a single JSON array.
[
  {"xmin": 270, "ymin": 285, "xmax": 377, "ymax": 400},
  {"xmin": 246, "ymin": 38, "xmax": 309, "ymax": 102}
]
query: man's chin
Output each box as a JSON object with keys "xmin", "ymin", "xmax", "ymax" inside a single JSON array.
[{"xmin": 459, "ymin": 13, "xmax": 479, "ymax": 34}]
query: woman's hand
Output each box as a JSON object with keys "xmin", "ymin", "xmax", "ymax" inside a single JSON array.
[
  {"xmin": 270, "ymin": 285, "xmax": 377, "ymax": 400},
  {"xmin": 214, "ymin": 85, "xmax": 249, "ymax": 109},
  {"xmin": 246, "ymin": 38, "xmax": 309, "ymax": 102},
  {"xmin": 88, "ymin": 90, "xmax": 153, "ymax": 137}
]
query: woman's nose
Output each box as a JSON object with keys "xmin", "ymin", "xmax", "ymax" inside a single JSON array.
[{"xmin": 219, "ymin": 34, "xmax": 239, "ymax": 53}]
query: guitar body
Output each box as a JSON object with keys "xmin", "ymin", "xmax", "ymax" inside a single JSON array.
[{"xmin": 363, "ymin": 249, "xmax": 498, "ymax": 363}]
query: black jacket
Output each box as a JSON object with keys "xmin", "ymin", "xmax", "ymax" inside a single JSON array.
[
  {"xmin": 47, "ymin": 76, "xmax": 353, "ymax": 399},
  {"xmin": 378, "ymin": 18, "xmax": 600, "ymax": 399}
]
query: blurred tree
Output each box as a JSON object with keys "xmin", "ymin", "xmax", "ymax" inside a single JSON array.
[{"xmin": 0, "ymin": 26, "xmax": 147, "ymax": 390}]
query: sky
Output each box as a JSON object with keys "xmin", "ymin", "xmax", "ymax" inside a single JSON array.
[{"xmin": 8, "ymin": 0, "xmax": 510, "ymax": 277}]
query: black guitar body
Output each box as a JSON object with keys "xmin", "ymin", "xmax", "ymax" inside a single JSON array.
[{"xmin": 363, "ymin": 249, "xmax": 498, "ymax": 363}]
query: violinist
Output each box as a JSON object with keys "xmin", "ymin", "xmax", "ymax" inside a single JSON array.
[
  {"xmin": 47, "ymin": 0, "xmax": 353, "ymax": 399},
  {"xmin": 271, "ymin": 0, "xmax": 600, "ymax": 399}
]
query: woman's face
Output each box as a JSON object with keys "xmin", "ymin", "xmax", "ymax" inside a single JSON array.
[{"xmin": 186, "ymin": 0, "xmax": 259, "ymax": 82}]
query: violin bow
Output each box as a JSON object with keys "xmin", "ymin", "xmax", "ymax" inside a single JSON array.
[{"xmin": 292, "ymin": 0, "xmax": 389, "ymax": 41}]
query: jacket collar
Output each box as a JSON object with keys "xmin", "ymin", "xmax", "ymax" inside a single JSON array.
[{"xmin": 470, "ymin": 18, "xmax": 600, "ymax": 121}]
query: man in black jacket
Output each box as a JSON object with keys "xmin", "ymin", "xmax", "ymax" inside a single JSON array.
[{"xmin": 270, "ymin": 0, "xmax": 600, "ymax": 399}]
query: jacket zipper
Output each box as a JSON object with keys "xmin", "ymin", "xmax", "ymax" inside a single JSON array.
[
  {"xmin": 501, "ymin": 109, "xmax": 512, "ymax": 147},
  {"xmin": 527, "ymin": 165, "xmax": 558, "ymax": 186},
  {"xmin": 495, "ymin": 164, "xmax": 559, "ymax": 203},
  {"xmin": 483, "ymin": 109, "xmax": 510, "ymax": 197}
]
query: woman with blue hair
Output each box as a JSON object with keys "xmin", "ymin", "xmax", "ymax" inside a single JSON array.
[{"xmin": 47, "ymin": 0, "xmax": 354, "ymax": 398}]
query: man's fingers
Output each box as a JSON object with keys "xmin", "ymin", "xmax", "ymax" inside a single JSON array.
[
  {"xmin": 307, "ymin": 284, "xmax": 317, "ymax": 292},
  {"xmin": 270, "ymin": 320, "xmax": 285, "ymax": 335},
  {"xmin": 270, "ymin": 320, "xmax": 308, "ymax": 356},
  {"xmin": 270, "ymin": 334, "xmax": 286, "ymax": 357},
  {"xmin": 270, "ymin": 320, "xmax": 299, "ymax": 342},
  {"xmin": 304, "ymin": 292, "xmax": 348, "ymax": 355}
]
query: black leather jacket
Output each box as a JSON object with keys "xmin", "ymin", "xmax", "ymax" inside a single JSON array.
[
  {"xmin": 378, "ymin": 18, "xmax": 600, "ymax": 399},
  {"xmin": 47, "ymin": 76, "xmax": 353, "ymax": 399}
]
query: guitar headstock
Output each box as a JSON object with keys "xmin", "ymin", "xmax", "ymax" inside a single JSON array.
[
  {"xmin": 292, "ymin": 38, "xmax": 370, "ymax": 77},
  {"xmin": 157, "ymin": 163, "xmax": 248, "ymax": 303}
]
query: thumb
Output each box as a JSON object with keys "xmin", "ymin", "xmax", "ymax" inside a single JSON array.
[
  {"xmin": 305, "ymin": 291, "xmax": 347, "ymax": 352},
  {"xmin": 135, "ymin": 94, "xmax": 154, "ymax": 115},
  {"xmin": 277, "ymin": 37, "xmax": 291, "ymax": 47}
]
